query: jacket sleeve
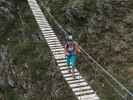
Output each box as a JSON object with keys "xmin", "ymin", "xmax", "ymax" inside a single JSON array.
[{"xmin": 75, "ymin": 42, "xmax": 81, "ymax": 54}]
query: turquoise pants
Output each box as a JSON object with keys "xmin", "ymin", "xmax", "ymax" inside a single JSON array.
[{"xmin": 66, "ymin": 55, "xmax": 77, "ymax": 69}]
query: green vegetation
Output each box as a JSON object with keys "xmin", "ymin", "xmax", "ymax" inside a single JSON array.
[
  {"xmin": 0, "ymin": 0, "xmax": 133, "ymax": 100},
  {"xmin": 0, "ymin": 0, "xmax": 76, "ymax": 100},
  {"xmin": 39, "ymin": 0, "xmax": 133, "ymax": 99}
]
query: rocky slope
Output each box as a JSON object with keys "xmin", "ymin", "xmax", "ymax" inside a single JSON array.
[
  {"xmin": 0, "ymin": 0, "xmax": 76, "ymax": 100},
  {"xmin": 40, "ymin": 0, "xmax": 133, "ymax": 99},
  {"xmin": 0, "ymin": 0, "xmax": 133, "ymax": 100}
]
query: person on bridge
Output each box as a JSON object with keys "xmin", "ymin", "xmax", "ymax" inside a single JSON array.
[{"xmin": 64, "ymin": 35, "xmax": 81, "ymax": 78}]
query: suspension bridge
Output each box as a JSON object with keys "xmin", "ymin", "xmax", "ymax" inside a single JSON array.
[{"xmin": 27, "ymin": 0, "xmax": 133, "ymax": 100}]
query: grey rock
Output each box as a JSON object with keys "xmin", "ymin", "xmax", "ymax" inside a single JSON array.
[
  {"xmin": 8, "ymin": 79, "xmax": 15, "ymax": 87},
  {"xmin": 0, "ymin": 79, "xmax": 9, "ymax": 89}
]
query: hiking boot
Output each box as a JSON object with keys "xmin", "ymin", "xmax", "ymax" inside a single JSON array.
[{"xmin": 75, "ymin": 75, "xmax": 80, "ymax": 80}]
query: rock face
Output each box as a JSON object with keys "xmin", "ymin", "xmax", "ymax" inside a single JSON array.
[
  {"xmin": 0, "ymin": 45, "xmax": 9, "ymax": 89},
  {"xmin": 42, "ymin": 0, "xmax": 133, "ymax": 99},
  {"xmin": 45, "ymin": 0, "xmax": 133, "ymax": 69},
  {"xmin": 0, "ymin": 45, "xmax": 8, "ymax": 65},
  {"xmin": 0, "ymin": 0, "xmax": 133, "ymax": 99},
  {"xmin": 0, "ymin": 0, "xmax": 15, "ymax": 45},
  {"xmin": 0, "ymin": 1, "xmax": 16, "ymax": 98},
  {"xmin": 0, "ymin": 0, "xmax": 15, "ymax": 31},
  {"xmin": 0, "ymin": 0, "xmax": 76, "ymax": 100}
]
